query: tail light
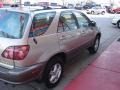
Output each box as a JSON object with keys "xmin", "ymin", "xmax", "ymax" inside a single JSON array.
[{"xmin": 2, "ymin": 45, "xmax": 30, "ymax": 60}]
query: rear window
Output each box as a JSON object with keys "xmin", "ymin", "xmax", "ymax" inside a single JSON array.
[{"xmin": 0, "ymin": 10, "xmax": 29, "ymax": 39}]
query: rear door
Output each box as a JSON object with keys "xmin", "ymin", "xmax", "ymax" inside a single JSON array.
[{"xmin": 27, "ymin": 12, "xmax": 58, "ymax": 66}]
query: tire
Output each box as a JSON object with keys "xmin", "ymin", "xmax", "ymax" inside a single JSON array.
[
  {"xmin": 101, "ymin": 11, "xmax": 105, "ymax": 15},
  {"xmin": 91, "ymin": 11, "xmax": 94, "ymax": 14},
  {"xmin": 117, "ymin": 21, "xmax": 120, "ymax": 29},
  {"xmin": 88, "ymin": 36, "xmax": 100, "ymax": 54},
  {"xmin": 43, "ymin": 56, "xmax": 64, "ymax": 88},
  {"xmin": 112, "ymin": 10, "xmax": 115, "ymax": 14}
]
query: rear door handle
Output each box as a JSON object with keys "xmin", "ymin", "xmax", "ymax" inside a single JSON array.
[
  {"xmin": 59, "ymin": 35, "xmax": 66, "ymax": 40},
  {"xmin": 59, "ymin": 35, "xmax": 72, "ymax": 40},
  {"xmin": 81, "ymin": 31, "xmax": 86, "ymax": 34}
]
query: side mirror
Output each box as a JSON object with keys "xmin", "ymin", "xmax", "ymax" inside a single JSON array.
[{"xmin": 90, "ymin": 21, "xmax": 96, "ymax": 27}]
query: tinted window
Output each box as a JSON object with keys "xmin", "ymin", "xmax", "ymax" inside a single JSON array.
[
  {"xmin": 0, "ymin": 10, "xmax": 29, "ymax": 39},
  {"xmin": 29, "ymin": 12, "xmax": 56, "ymax": 37},
  {"xmin": 58, "ymin": 11, "xmax": 78, "ymax": 33},
  {"xmin": 116, "ymin": 12, "xmax": 120, "ymax": 14},
  {"xmin": 92, "ymin": 7, "xmax": 97, "ymax": 9},
  {"xmin": 93, "ymin": 6, "xmax": 102, "ymax": 9}
]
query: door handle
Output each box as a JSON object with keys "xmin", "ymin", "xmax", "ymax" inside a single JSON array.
[
  {"xmin": 59, "ymin": 35, "xmax": 66, "ymax": 40},
  {"xmin": 81, "ymin": 31, "xmax": 86, "ymax": 34},
  {"xmin": 59, "ymin": 35, "xmax": 72, "ymax": 40}
]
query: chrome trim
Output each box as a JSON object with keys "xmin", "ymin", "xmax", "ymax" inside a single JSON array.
[{"xmin": 0, "ymin": 62, "xmax": 14, "ymax": 69}]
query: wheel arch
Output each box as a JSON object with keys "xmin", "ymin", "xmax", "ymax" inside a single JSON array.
[
  {"xmin": 117, "ymin": 20, "xmax": 120, "ymax": 28},
  {"xmin": 96, "ymin": 33, "xmax": 101, "ymax": 39},
  {"xmin": 91, "ymin": 11, "xmax": 94, "ymax": 14},
  {"xmin": 47, "ymin": 52, "xmax": 67, "ymax": 64},
  {"xmin": 117, "ymin": 20, "xmax": 120, "ymax": 24}
]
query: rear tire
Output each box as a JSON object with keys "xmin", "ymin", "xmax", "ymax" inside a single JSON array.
[
  {"xmin": 91, "ymin": 11, "xmax": 94, "ymax": 14},
  {"xmin": 43, "ymin": 56, "xmax": 64, "ymax": 88},
  {"xmin": 88, "ymin": 36, "xmax": 100, "ymax": 54},
  {"xmin": 112, "ymin": 10, "xmax": 115, "ymax": 14},
  {"xmin": 117, "ymin": 21, "xmax": 120, "ymax": 29},
  {"xmin": 101, "ymin": 11, "xmax": 105, "ymax": 15}
]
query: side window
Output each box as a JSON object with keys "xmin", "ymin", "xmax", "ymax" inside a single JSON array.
[
  {"xmin": 97, "ymin": 7, "xmax": 101, "ymax": 9},
  {"xmin": 74, "ymin": 12, "xmax": 90, "ymax": 29},
  {"xmin": 29, "ymin": 12, "xmax": 56, "ymax": 37},
  {"xmin": 92, "ymin": 7, "xmax": 96, "ymax": 9},
  {"xmin": 58, "ymin": 11, "xmax": 78, "ymax": 33}
]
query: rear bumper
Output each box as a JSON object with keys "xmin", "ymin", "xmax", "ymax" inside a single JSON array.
[
  {"xmin": 112, "ymin": 19, "xmax": 119, "ymax": 25},
  {"xmin": 0, "ymin": 62, "xmax": 46, "ymax": 84},
  {"xmin": 112, "ymin": 23, "xmax": 116, "ymax": 25}
]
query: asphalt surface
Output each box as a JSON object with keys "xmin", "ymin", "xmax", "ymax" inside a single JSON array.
[{"xmin": 1, "ymin": 14, "xmax": 120, "ymax": 90}]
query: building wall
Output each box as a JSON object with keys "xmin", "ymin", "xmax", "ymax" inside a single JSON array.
[{"xmin": 0, "ymin": 0, "xmax": 19, "ymax": 4}]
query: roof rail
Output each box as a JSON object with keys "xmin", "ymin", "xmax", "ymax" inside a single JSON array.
[{"xmin": 43, "ymin": 6, "xmax": 68, "ymax": 9}]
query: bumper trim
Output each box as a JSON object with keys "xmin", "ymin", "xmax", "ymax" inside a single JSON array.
[
  {"xmin": 112, "ymin": 23, "xmax": 116, "ymax": 25},
  {"xmin": 0, "ymin": 62, "xmax": 46, "ymax": 84}
]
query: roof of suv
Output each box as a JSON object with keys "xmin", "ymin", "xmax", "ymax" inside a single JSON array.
[{"xmin": 0, "ymin": 6, "xmax": 73, "ymax": 14}]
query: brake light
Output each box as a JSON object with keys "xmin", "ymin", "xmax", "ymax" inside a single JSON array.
[{"xmin": 2, "ymin": 45, "xmax": 30, "ymax": 60}]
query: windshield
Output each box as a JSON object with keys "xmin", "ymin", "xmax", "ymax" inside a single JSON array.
[{"xmin": 0, "ymin": 10, "xmax": 29, "ymax": 39}]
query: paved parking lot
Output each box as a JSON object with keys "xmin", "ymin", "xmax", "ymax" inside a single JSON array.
[{"xmin": 0, "ymin": 14, "xmax": 120, "ymax": 90}]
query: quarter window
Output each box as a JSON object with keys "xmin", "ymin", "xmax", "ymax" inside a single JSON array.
[{"xmin": 29, "ymin": 12, "xmax": 56, "ymax": 37}]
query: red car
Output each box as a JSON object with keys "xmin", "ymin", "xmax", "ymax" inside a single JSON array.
[
  {"xmin": 112, "ymin": 7, "xmax": 120, "ymax": 13},
  {"xmin": 0, "ymin": 2, "xmax": 3, "ymax": 8}
]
